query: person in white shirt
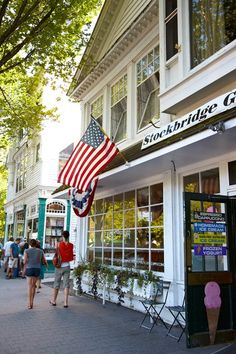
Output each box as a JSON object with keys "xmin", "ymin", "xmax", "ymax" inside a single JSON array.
[{"xmin": 3, "ymin": 237, "xmax": 14, "ymax": 273}]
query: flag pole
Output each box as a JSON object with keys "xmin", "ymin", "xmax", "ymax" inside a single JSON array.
[{"xmin": 91, "ymin": 115, "xmax": 129, "ymax": 166}]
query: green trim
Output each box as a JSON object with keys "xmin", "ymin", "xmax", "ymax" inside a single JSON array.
[
  {"xmin": 23, "ymin": 204, "xmax": 27, "ymax": 239},
  {"xmin": 38, "ymin": 198, "xmax": 46, "ymax": 244},
  {"xmin": 66, "ymin": 200, "xmax": 71, "ymax": 232}
]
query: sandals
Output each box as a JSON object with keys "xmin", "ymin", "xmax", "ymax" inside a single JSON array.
[
  {"xmin": 28, "ymin": 305, "xmax": 33, "ymax": 309},
  {"xmin": 49, "ymin": 300, "xmax": 56, "ymax": 306},
  {"xmin": 64, "ymin": 305, "xmax": 68, "ymax": 308}
]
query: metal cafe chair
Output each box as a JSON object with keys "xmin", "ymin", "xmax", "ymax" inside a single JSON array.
[
  {"xmin": 166, "ymin": 297, "xmax": 185, "ymax": 342},
  {"xmin": 139, "ymin": 280, "xmax": 171, "ymax": 333}
]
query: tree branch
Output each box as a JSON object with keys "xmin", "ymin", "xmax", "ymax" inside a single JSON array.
[
  {"xmin": 0, "ymin": 0, "xmax": 11, "ymax": 28},
  {"xmin": 0, "ymin": 49, "xmax": 35, "ymax": 74},
  {"xmin": 0, "ymin": 0, "xmax": 40, "ymax": 47},
  {"xmin": 0, "ymin": 4, "xmax": 57, "ymax": 69}
]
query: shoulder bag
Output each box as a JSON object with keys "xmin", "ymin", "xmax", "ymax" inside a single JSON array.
[{"xmin": 52, "ymin": 245, "xmax": 61, "ymax": 268}]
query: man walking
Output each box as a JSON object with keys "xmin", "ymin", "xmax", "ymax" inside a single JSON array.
[
  {"xmin": 3, "ymin": 237, "xmax": 14, "ymax": 275},
  {"xmin": 50, "ymin": 230, "xmax": 74, "ymax": 308},
  {"xmin": 10, "ymin": 238, "xmax": 21, "ymax": 278}
]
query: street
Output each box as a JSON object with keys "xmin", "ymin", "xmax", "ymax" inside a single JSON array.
[{"xmin": 0, "ymin": 269, "xmax": 235, "ymax": 354}]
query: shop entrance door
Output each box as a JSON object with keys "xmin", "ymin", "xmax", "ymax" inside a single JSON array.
[{"xmin": 184, "ymin": 192, "xmax": 236, "ymax": 347}]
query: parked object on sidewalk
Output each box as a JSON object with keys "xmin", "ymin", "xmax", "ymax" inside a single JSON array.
[
  {"xmin": 139, "ymin": 280, "xmax": 171, "ymax": 333},
  {"xmin": 166, "ymin": 296, "xmax": 186, "ymax": 342}
]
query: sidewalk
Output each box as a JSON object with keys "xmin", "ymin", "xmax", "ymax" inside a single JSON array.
[{"xmin": 0, "ymin": 268, "xmax": 235, "ymax": 354}]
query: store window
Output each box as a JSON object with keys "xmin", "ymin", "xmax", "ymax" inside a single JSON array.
[
  {"xmin": 184, "ymin": 168, "xmax": 220, "ymax": 194},
  {"xmin": 228, "ymin": 160, "xmax": 236, "ymax": 185},
  {"xmin": 15, "ymin": 210, "xmax": 25, "ymax": 237},
  {"xmin": 110, "ymin": 75, "xmax": 127, "ymax": 143},
  {"xmin": 87, "ymin": 183, "xmax": 164, "ymax": 272},
  {"xmin": 165, "ymin": 0, "xmax": 178, "ymax": 61},
  {"xmin": 190, "ymin": 0, "xmax": 236, "ymax": 68},
  {"xmin": 91, "ymin": 95, "xmax": 103, "ymax": 127},
  {"xmin": 15, "ymin": 149, "xmax": 28, "ymax": 193},
  {"xmin": 137, "ymin": 46, "xmax": 160, "ymax": 131}
]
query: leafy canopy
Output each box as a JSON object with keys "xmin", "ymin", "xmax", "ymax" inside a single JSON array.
[{"xmin": 0, "ymin": 0, "xmax": 102, "ymax": 142}]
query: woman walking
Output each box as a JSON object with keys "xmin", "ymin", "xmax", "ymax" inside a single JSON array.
[{"xmin": 23, "ymin": 239, "xmax": 46, "ymax": 309}]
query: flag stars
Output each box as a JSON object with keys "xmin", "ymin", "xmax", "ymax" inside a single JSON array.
[{"xmin": 81, "ymin": 119, "xmax": 104, "ymax": 148}]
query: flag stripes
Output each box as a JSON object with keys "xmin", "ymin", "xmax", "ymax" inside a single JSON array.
[{"xmin": 57, "ymin": 118, "xmax": 119, "ymax": 191}]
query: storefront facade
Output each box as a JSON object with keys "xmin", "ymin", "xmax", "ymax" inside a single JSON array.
[{"xmin": 70, "ymin": 0, "xmax": 236, "ymax": 345}]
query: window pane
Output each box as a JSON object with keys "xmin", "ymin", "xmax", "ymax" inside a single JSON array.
[
  {"xmin": 166, "ymin": 0, "xmax": 177, "ymax": 16},
  {"xmin": 190, "ymin": 0, "xmax": 236, "ymax": 68},
  {"xmin": 184, "ymin": 173, "xmax": 199, "ymax": 192},
  {"xmin": 87, "ymin": 248, "xmax": 94, "ymax": 262},
  {"xmin": 150, "ymin": 183, "xmax": 163, "ymax": 204},
  {"xmin": 151, "ymin": 250, "xmax": 164, "ymax": 272},
  {"xmin": 137, "ymin": 207, "xmax": 149, "ymax": 227},
  {"xmin": 124, "ymin": 229, "xmax": 135, "ymax": 248},
  {"xmin": 104, "ymin": 210, "xmax": 113, "ymax": 229},
  {"xmin": 150, "ymin": 205, "xmax": 163, "ymax": 226},
  {"xmin": 166, "ymin": 15, "xmax": 178, "ymax": 60},
  {"xmin": 95, "ymin": 231, "xmax": 102, "ymax": 247},
  {"xmin": 201, "ymin": 168, "xmax": 219, "ymax": 194},
  {"xmin": 104, "ymin": 249, "xmax": 112, "ymax": 265},
  {"xmin": 151, "ymin": 228, "xmax": 164, "ymax": 248},
  {"xmin": 137, "ymin": 250, "xmax": 149, "ymax": 270},
  {"xmin": 137, "ymin": 187, "xmax": 149, "ymax": 206},
  {"xmin": 124, "ymin": 250, "xmax": 135, "ymax": 267},
  {"xmin": 95, "ymin": 215, "xmax": 104, "ymax": 231},
  {"xmin": 113, "ymin": 211, "xmax": 123, "ymax": 229},
  {"xmin": 114, "ymin": 193, "xmax": 123, "ymax": 211},
  {"xmin": 95, "ymin": 248, "xmax": 102, "ymax": 263},
  {"xmin": 124, "ymin": 190, "xmax": 135, "ymax": 209},
  {"xmin": 228, "ymin": 160, "xmax": 236, "ymax": 185},
  {"xmin": 88, "ymin": 232, "xmax": 94, "ymax": 247},
  {"xmin": 96, "ymin": 199, "xmax": 104, "ymax": 214},
  {"xmin": 113, "ymin": 230, "xmax": 123, "ymax": 247},
  {"xmin": 104, "ymin": 231, "xmax": 112, "ymax": 247},
  {"xmin": 124, "ymin": 209, "xmax": 135, "ymax": 228},
  {"xmin": 111, "ymin": 97, "xmax": 127, "ymax": 142},
  {"xmin": 137, "ymin": 228, "xmax": 149, "ymax": 248},
  {"xmin": 113, "ymin": 249, "xmax": 122, "ymax": 266}
]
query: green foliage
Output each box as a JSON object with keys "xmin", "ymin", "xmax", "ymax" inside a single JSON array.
[
  {"xmin": 0, "ymin": 161, "xmax": 7, "ymax": 236},
  {"xmin": 0, "ymin": 0, "xmax": 103, "ymax": 142}
]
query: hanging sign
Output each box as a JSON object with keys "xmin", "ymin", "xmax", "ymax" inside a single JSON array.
[
  {"xmin": 193, "ymin": 211, "xmax": 225, "ymax": 222},
  {"xmin": 194, "ymin": 245, "xmax": 227, "ymax": 256},
  {"xmin": 141, "ymin": 89, "xmax": 236, "ymax": 150},
  {"xmin": 193, "ymin": 233, "xmax": 226, "ymax": 244},
  {"xmin": 193, "ymin": 222, "xmax": 226, "ymax": 233}
]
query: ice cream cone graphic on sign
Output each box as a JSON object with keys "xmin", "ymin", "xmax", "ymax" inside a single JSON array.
[{"xmin": 204, "ymin": 282, "xmax": 221, "ymax": 345}]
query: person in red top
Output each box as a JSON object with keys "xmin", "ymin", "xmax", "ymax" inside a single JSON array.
[{"xmin": 50, "ymin": 230, "xmax": 74, "ymax": 308}]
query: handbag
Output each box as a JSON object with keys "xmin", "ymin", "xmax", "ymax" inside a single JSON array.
[{"xmin": 52, "ymin": 246, "xmax": 61, "ymax": 268}]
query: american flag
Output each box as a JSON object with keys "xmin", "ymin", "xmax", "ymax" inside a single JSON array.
[{"xmin": 58, "ymin": 118, "xmax": 119, "ymax": 191}]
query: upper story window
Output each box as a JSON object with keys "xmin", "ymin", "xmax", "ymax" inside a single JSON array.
[
  {"xmin": 91, "ymin": 95, "xmax": 103, "ymax": 127},
  {"xmin": 35, "ymin": 143, "xmax": 40, "ymax": 163},
  {"xmin": 137, "ymin": 46, "xmax": 160, "ymax": 131},
  {"xmin": 165, "ymin": 0, "xmax": 178, "ymax": 61},
  {"xmin": 190, "ymin": 0, "xmax": 236, "ymax": 68},
  {"xmin": 184, "ymin": 168, "xmax": 220, "ymax": 194},
  {"xmin": 15, "ymin": 149, "xmax": 28, "ymax": 193},
  {"xmin": 110, "ymin": 75, "xmax": 127, "ymax": 143},
  {"xmin": 58, "ymin": 143, "xmax": 74, "ymax": 173}
]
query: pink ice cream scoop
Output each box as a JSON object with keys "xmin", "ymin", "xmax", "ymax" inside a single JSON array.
[
  {"xmin": 204, "ymin": 281, "xmax": 221, "ymax": 308},
  {"xmin": 204, "ymin": 281, "xmax": 221, "ymax": 344}
]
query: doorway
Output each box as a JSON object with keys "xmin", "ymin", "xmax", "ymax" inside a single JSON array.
[{"xmin": 184, "ymin": 192, "xmax": 236, "ymax": 347}]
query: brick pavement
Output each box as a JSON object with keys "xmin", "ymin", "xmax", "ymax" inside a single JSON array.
[{"xmin": 0, "ymin": 268, "xmax": 235, "ymax": 354}]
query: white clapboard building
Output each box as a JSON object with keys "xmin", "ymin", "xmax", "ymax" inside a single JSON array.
[{"xmin": 69, "ymin": 0, "xmax": 236, "ymax": 345}]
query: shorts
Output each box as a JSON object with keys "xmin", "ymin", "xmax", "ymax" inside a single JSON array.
[
  {"xmin": 26, "ymin": 268, "xmax": 40, "ymax": 277},
  {"xmin": 8, "ymin": 258, "xmax": 18, "ymax": 269},
  {"xmin": 54, "ymin": 267, "xmax": 70, "ymax": 289}
]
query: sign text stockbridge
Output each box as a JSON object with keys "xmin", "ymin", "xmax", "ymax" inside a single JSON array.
[{"xmin": 141, "ymin": 89, "xmax": 236, "ymax": 150}]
